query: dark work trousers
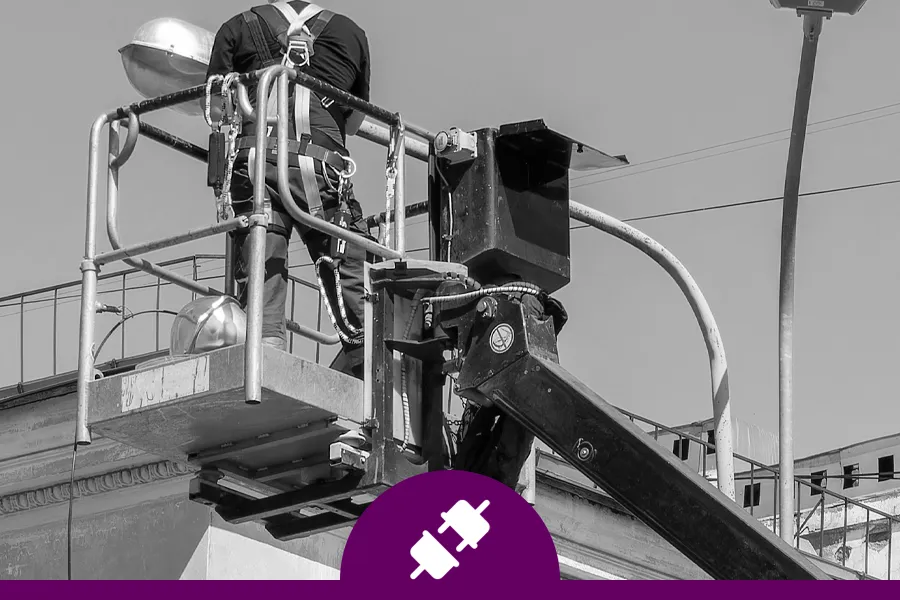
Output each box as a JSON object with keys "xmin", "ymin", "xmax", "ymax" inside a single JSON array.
[{"xmin": 227, "ymin": 148, "xmax": 375, "ymax": 380}]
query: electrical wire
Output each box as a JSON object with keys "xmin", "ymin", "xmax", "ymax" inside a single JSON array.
[
  {"xmin": 66, "ymin": 442, "xmax": 77, "ymax": 580},
  {"xmin": 570, "ymin": 177, "xmax": 900, "ymax": 231},
  {"xmin": 65, "ymin": 306, "xmax": 183, "ymax": 578},
  {"xmin": 5, "ymin": 175, "xmax": 900, "ymax": 319},
  {"xmin": 93, "ymin": 309, "xmax": 180, "ymax": 360},
  {"xmin": 570, "ymin": 100, "xmax": 900, "ymax": 187}
]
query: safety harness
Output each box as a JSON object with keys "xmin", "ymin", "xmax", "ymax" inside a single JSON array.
[
  {"xmin": 206, "ymin": 1, "xmax": 366, "ymax": 347},
  {"xmin": 238, "ymin": 1, "xmax": 354, "ymax": 222}
]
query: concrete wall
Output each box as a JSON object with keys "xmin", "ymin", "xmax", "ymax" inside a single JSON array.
[
  {"xmin": 0, "ymin": 471, "xmax": 349, "ymax": 580},
  {"xmin": 0, "ymin": 381, "xmax": 716, "ymax": 581},
  {"xmin": 0, "ymin": 457, "xmax": 709, "ymax": 581}
]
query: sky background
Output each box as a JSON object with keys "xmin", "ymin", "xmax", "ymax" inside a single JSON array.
[{"xmin": 2, "ymin": 0, "xmax": 900, "ymax": 460}]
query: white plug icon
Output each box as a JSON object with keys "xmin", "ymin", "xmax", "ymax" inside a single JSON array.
[
  {"xmin": 410, "ymin": 530, "xmax": 459, "ymax": 580},
  {"xmin": 438, "ymin": 499, "xmax": 491, "ymax": 552},
  {"xmin": 408, "ymin": 498, "xmax": 491, "ymax": 580}
]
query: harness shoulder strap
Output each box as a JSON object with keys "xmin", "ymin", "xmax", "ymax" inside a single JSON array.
[
  {"xmin": 306, "ymin": 10, "xmax": 334, "ymax": 41},
  {"xmin": 241, "ymin": 10, "xmax": 278, "ymax": 67},
  {"xmin": 250, "ymin": 4, "xmax": 292, "ymax": 51}
]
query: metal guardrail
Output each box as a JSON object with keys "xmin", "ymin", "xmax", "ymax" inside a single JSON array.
[
  {"xmin": 75, "ymin": 64, "xmax": 432, "ymax": 445},
  {"xmin": 617, "ymin": 408, "xmax": 898, "ymax": 579},
  {"xmin": 0, "ymin": 255, "xmax": 334, "ymax": 391}
]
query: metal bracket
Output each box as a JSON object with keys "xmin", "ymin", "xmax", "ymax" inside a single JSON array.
[
  {"xmin": 384, "ymin": 336, "xmax": 452, "ymax": 363},
  {"xmin": 434, "ymin": 127, "xmax": 478, "ymax": 165},
  {"xmin": 330, "ymin": 441, "xmax": 370, "ymax": 472}
]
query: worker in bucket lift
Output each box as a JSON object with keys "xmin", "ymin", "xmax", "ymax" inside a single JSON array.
[{"xmin": 207, "ymin": 1, "xmax": 373, "ymax": 380}]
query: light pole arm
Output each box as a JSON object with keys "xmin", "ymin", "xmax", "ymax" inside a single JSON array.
[
  {"xmin": 777, "ymin": 10, "xmax": 824, "ymax": 545},
  {"xmin": 569, "ymin": 201, "xmax": 735, "ymax": 501}
]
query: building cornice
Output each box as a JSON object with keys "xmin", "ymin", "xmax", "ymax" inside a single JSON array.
[{"xmin": 0, "ymin": 460, "xmax": 193, "ymax": 516}]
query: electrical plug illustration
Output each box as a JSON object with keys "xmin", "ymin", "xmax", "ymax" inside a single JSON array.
[
  {"xmin": 410, "ymin": 530, "xmax": 460, "ymax": 580},
  {"xmin": 438, "ymin": 499, "xmax": 491, "ymax": 552},
  {"xmin": 408, "ymin": 498, "xmax": 492, "ymax": 579}
]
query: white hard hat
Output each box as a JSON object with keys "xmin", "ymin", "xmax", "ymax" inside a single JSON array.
[{"xmin": 170, "ymin": 296, "xmax": 247, "ymax": 357}]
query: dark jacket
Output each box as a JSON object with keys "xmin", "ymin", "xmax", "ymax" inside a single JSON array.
[{"xmin": 207, "ymin": 1, "xmax": 371, "ymax": 149}]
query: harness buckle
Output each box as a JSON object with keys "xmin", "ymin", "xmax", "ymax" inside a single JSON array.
[{"xmin": 286, "ymin": 38, "xmax": 311, "ymax": 68}]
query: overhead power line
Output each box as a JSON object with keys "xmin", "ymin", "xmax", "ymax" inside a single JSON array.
[
  {"xmin": 4, "ymin": 177, "xmax": 898, "ymax": 317},
  {"xmin": 571, "ymin": 177, "xmax": 900, "ymax": 231},
  {"xmin": 571, "ymin": 101, "xmax": 900, "ymax": 188}
]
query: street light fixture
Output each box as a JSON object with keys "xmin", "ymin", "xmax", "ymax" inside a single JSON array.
[
  {"xmin": 769, "ymin": 0, "xmax": 867, "ymax": 15},
  {"xmin": 769, "ymin": 0, "xmax": 865, "ymax": 546}
]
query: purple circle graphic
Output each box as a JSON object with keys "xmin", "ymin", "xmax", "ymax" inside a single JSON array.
[{"xmin": 340, "ymin": 470, "xmax": 560, "ymax": 583}]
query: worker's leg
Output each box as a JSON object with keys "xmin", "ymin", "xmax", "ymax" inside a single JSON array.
[
  {"xmin": 303, "ymin": 220, "xmax": 372, "ymax": 379},
  {"xmin": 301, "ymin": 170, "xmax": 374, "ymax": 380},
  {"xmin": 231, "ymin": 216, "xmax": 292, "ymax": 350},
  {"xmin": 229, "ymin": 163, "xmax": 294, "ymax": 350},
  {"xmin": 245, "ymin": 151, "xmax": 374, "ymax": 379}
]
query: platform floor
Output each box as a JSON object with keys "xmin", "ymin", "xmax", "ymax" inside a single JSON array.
[{"xmin": 87, "ymin": 344, "xmax": 364, "ymax": 490}]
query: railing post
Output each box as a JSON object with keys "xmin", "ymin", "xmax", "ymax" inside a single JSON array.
[
  {"xmin": 842, "ymin": 499, "xmax": 848, "ymax": 566},
  {"xmin": 796, "ymin": 480, "xmax": 801, "ymax": 548},
  {"xmin": 395, "ymin": 121, "xmax": 407, "ymax": 256},
  {"xmin": 820, "ymin": 499, "xmax": 825, "ymax": 557},
  {"xmin": 702, "ymin": 442, "xmax": 707, "ymax": 478},
  {"xmin": 315, "ymin": 298, "xmax": 323, "ymax": 364},
  {"xmin": 75, "ymin": 114, "xmax": 110, "ymax": 446},
  {"xmin": 774, "ymin": 471, "xmax": 779, "ymax": 536},
  {"xmin": 864, "ymin": 511, "xmax": 870, "ymax": 575},
  {"xmin": 224, "ymin": 234, "xmax": 235, "ymax": 298},
  {"xmin": 243, "ymin": 67, "xmax": 278, "ymax": 405},
  {"xmin": 121, "ymin": 272, "xmax": 127, "ymax": 359},
  {"xmin": 19, "ymin": 295, "xmax": 25, "ymax": 383},
  {"xmin": 192, "ymin": 256, "xmax": 199, "ymax": 302},
  {"xmin": 52, "ymin": 288, "xmax": 58, "ymax": 376},
  {"xmin": 289, "ymin": 279, "xmax": 296, "ymax": 355},
  {"xmin": 155, "ymin": 277, "xmax": 161, "ymax": 351},
  {"xmin": 888, "ymin": 519, "xmax": 893, "ymax": 580},
  {"xmin": 750, "ymin": 465, "xmax": 756, "ymax": 517}
]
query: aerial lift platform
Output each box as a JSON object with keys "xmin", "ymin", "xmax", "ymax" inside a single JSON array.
[{"xmin": 74, "ymin": 63, "xmax": 830, "ymax": 579}]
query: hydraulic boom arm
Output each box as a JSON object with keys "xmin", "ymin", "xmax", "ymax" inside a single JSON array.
[{"xmin": 450, "ymin": 295, "xmax": 828, "ymax": 581}]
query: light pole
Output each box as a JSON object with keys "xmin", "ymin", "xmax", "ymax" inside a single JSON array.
[{"xmin": 769, "ymin": 0, "xmax": 866, "ymax": 545}]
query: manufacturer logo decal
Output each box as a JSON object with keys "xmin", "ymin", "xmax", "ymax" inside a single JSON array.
[{"xmin": 489, "ymin": 324, "xmax": 515, "ymax": 354}]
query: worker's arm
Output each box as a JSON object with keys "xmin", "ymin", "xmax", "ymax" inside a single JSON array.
[
  {"xmin": 203, "ymin": 19, "xmax": 240, "ymax": 123},
  {"xmin": 345, "ymin": 31, "xmax": 371, "ymax": 137}
]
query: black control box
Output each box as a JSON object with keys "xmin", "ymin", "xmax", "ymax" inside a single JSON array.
[{"xmin": 431, "ymin": 119, "xmax": 625, "ymax": 294}]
